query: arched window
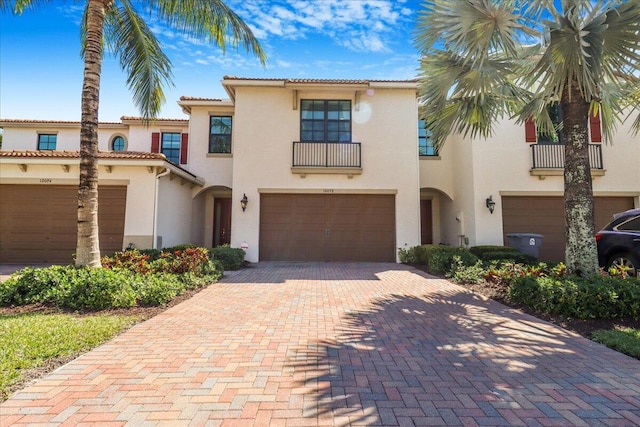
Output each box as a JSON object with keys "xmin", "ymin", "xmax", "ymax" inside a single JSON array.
[{"xmin": 111, "ymin": 135, "xmax": 126, "ymax": 151}]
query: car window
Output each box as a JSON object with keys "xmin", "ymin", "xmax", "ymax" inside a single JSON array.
[{"xmin": 616, "ymin": 216, "xmax": 640, "ymax": 232}]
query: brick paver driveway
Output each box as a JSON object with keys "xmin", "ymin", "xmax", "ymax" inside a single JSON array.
[{"xmin": 2, "ymin": 263, "xmax": 639, "ymax": 426}]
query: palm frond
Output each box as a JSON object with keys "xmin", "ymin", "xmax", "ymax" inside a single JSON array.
[
  {"xmin": 145, "ymin": 0, "xmax": 265, "ymax": 65},
  {"xmin": 104, "ymin": 0, "xmax": 173, "ymax": 121},
  {"xmin": 1, "ymin": 0, "xmax": 48, "ymax": 13},
  {"xmin": 415, "ymin": 0, "xmax": 541, "ymax": 61}
]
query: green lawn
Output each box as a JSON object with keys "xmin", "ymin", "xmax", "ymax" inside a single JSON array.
[
  {"xmin": 1, "ymin": 312, "xmax": 140, "ymax": 401},
  {"xmin": 592, "ymin": 327, "xmax": 640, "ymax": 359}
]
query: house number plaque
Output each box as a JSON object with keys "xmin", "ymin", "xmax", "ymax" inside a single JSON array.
[{"xmin": 323, "ymin": 189, "xmax": 334, "ymax": 193}]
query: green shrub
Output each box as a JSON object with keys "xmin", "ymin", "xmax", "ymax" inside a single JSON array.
[
  {"xmin": 104, "ymin": 247, "xmax": 217, "ymax": 277},
  {"xmin": 164, "ymin": 244, "xmax": 198, "ymax": 252},
  {"xmin": 469, "ymin": 245, "xmax": 517, "ymax": 258},
  {"xmin": 101, "ymin": 250, "xmax": 152, "ymax": 274},
  {"xmin": 210, "ymin": 245, "xmax": 245, "ymax": 270},
  {"xmin": 449, "ymin": 258, "xmax": 486, "ymax": 284},
  {"xmin": 138, "ymin": 248, "xmax": 162, "ymax": 261},
  {"xmin": 1, "ymin": 252, "xmax": 223, "ymax": 310},
  {"xmin": 468, "ymin": 246, "xmax": 538, "ymax": 265},
  {"xmin": 427, "ymin": 247, "xmax": 479, "ymax": 275},
  {"xmin": 133, "ymin": 273, "xmax": 184, "ymax": 306},
  {"xmin": 60, "ymin": 268, "xmax": 138, "ymax": 310},
  {"xmin": 510, "ymin": 274, "xmax": 640, "ymax": 319},
  {"xmin": 0, "ymin": 265, "xmax": 72, "ymax": 306},
  {"xmin": 150, "ymin": 247, "xmax": 211, "ymax": 275},
  {"xmin": 398, "ymin": 244, "xmax": 446, "ymax": 265},
  {"xmin": 0, "ymin": 266, "xmax": 139, "ymax": 310},
  {"xmin": 480, "ymin": 251, "xmax": 539, "ymax": 265}
]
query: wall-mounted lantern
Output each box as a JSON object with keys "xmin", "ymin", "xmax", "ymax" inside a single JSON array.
[
  {"xmin": 240, "ymin": 193, "xmax": 248, "ymax": 212},
  {"xmin": 486, "ymin": 195, "xmax": 496, "ymax": 214}
]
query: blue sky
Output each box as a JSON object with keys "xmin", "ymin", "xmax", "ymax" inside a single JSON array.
[{"xmin": 0, "ymin": 0, "xmax": 421, "ymax": 122}]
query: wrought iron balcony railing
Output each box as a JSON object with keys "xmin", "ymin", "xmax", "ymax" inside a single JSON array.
[
  {"xmin": 292, "ymin": 141, "xmax": 362, "ymax": 168},
  {"xmin": 531, "ymin": 143, "xmax": 603, "ymax": 170}
]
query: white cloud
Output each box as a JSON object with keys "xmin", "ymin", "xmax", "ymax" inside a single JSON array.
[{"xmin": 228, "ymin": 0, "xmax": 414, "ymax": 53}]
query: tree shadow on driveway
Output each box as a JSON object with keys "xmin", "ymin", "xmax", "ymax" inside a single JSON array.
[{"xmin": 288, "ymin": 289, "xmax": 640, "ymax": 426}]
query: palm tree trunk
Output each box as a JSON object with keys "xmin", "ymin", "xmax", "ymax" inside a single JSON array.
[
  {"xmin": 561, "ymin": 79, "xmax": 599, "ymax": 276},
  {"xmin": 76, "ymin": 0, "xmax": 107, "ymax": 267}
]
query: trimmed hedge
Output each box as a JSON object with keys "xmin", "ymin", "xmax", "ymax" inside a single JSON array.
[
  {"xmin": 398, "ymin": 244, "xmax": 479, "ymax": 275},
  {"xmin": 469, "ymin": 245, "xmax": 538, "ymax": 264},
  {"xmin": 469, "ymin": 245, "xmax": 517, "ymax": 258},
  {"xmin": 400, "ymin": 242, "xmax": 638, "ymax": 320},
  {"xmin": 210, "ymin": 245, "xmax": 246, "ymax": 270},
  {"xmin": 1, "ymin": 246, "xmax": 223, "ymax": 310},
  {"xmin": 510, "ymin": 274, "xmax": 640, "ymax": 319},
  {"xmin": 427, "ymin": 247, "xmax": 479, "ymax": 275}
]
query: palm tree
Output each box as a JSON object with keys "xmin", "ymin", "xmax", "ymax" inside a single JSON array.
[
  {"xmin": 3, "ymin": 0, "xmax": 265, "ymax": 267},
  {"xmin": 415, "ymin": 0, "xmax": 640, "ymax": 275}
]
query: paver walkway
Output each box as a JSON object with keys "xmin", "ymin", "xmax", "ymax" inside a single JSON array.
[{"xmin": 2, "ymin": 263, "xmax": 639, "ymax": 426}]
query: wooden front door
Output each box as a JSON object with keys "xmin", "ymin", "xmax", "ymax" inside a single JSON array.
[
  {"xmin": 420, "ymin": 199, "xmax": 433, "ymax": 245},
  {"xmin": 213, "ymin": 198, "xmax": 232, "ymax": 247}
]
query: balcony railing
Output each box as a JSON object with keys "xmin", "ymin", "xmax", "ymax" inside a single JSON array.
[
  {"xmin": 292, "ymin": 141, "xmax": 362, "ymax": 168},
  {"xmin": 531, "ymin": 143, "xmax": 603, "ymax": 170}
]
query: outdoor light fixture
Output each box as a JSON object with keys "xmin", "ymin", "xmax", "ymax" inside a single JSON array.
[
  {"xmin": 486, "ymin": 195, "xmax": 496, "ymax": 214},
  {"xmin": 240, "ymin": 193, "xmax": 248, "ymax": 212}
]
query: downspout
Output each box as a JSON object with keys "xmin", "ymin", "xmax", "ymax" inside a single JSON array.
[{"xmin": 153, "ymin": 167, "xmax": 170, "ymax": 249}]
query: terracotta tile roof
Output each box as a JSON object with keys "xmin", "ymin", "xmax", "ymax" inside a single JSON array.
[
  {"xmin": 179, "ymin": 96, "xmax": 223, "ymax": 102},
  {"xmin": 222, "ymin": 75, "xmax": 418, "ymax": 84},
  {"xmin": 0, "ymin": 119, "xmax": 122, "ymax": 125},
  {"xmin": 120, "ymin": 116, "xmax": 188, "ymax": 123},
  {"xmin": 0, "ymin": 150, "xmax": 166, "ymax": 160}
]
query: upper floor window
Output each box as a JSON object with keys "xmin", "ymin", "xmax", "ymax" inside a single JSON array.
[
  {"xmin": 418, "ymin": 120, "xmax": 437, "ymax": 156},
  {"xmin": 538, "ymin": 103, "xmax": 562, "ymax": 144},
  {"xmin": 301, "ymin": 100, "xmax": 351, "ymax": 142},
  {"xmin": 37, "ymin": 134, "xmax": 57, "ymax": 150},
  {"xmin": 111, "ymin": 135, "xmax": 126, "ymax": 151},
  {"xmin": 161, "ymin": 132, "xmax": 181, "ymax": 164},
  {"xmin": 209, "ymin": 116, "xmax": 232, "ymax": 153}
]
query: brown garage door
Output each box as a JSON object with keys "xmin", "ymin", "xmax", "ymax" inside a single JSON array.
[
  {"xmin": 260, "ymin": 193, "xmax": 395, "ymax": 262},
  {"xmin": 502, "ymin": 196, "xmax": 634, "ymax": 262},
  {"xmin": 0, "ymin": 185, "xmax": 127, "ymax": 264}
]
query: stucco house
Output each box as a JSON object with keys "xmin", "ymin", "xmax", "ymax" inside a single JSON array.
[{"xmin": 1, "ymin": 76, "xmax": 638, "ymax": 264}]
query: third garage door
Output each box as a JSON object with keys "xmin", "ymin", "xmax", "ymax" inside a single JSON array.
[
  {"xmin": 0, "ymin": 185, "xmax": 127, "ymax": 264},
  {"xmin": 260, "ymin": 193, "xmax": 395, "ymax": 262},
  {"xmin": 502, "ymin": 196, "xmax": 634, "ymax": 262}
]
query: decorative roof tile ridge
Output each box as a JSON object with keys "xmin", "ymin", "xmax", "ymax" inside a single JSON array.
[
  {"xmin": 0, "ymin": 118, "xmax": 123, "ymax": 125},
  {"xmin": 119, "ymin": 116, "xmax": 188, "ymax": 122},
  {"xmin": 0, "ymin": 150, "xmax": 166, "ymax": 160},
  {"xmin": 222, "ymin": 75, "xmax": 418, "ymax": 84},
  {"xmin": 179, "ymin": 96, "xmax": 223, "ymax": 101}
]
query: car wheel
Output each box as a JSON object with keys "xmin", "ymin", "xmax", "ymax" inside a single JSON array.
[{"xmin": 607, "ymin": 253, "xmax": 639, "ymax": 278}]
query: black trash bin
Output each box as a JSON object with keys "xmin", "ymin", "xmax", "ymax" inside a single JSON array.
[{"xmin": 506, "ymin": 233, "xmax": 544, "ymax": 258}]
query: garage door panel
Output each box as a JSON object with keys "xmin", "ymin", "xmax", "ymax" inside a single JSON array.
[
  {"xmin": 260, "ymin": 193, "xmax": 395, "ymax": 262},
  {"xmin": 0, "ymin": 185, "xmax": 127, "ymax": 264},
  {"xmin": 502, "ymin": 196, "xmax": 634, "ymax": 263}
]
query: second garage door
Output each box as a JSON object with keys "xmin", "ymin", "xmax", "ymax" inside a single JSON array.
[
  {"xmin": 502, "ymin": 196, "xmax": 634, "ymax": 262},
  {"xmin": 260, "ymin": 193, "xmax": 395, "ymax": 262},
  {"xmin": 0, "ymin": 185, "xmax": 127, "ymax": 264}
]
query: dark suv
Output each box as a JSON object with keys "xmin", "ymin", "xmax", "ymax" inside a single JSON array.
[{"xmin": 596, "ymin": 208, "xmax": 640, "ymax": 278}]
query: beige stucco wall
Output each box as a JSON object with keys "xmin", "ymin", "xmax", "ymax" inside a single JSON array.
[
  {"xmin": 227, "ymin": 85, "xmax": 422, "ymax": 262},
  {"xmin": 1, "ymin": 124, "xmax": 127, "ymax": 152},
  {"xmin": 184, "ymin": 104, "xmax": 234, "ymax": 188},
  {"xmin": 442, "ymin": 115, "xmax": 640, "ymax": 248},
  {"xmin": 156, "ymin": 174, "xmax": 195, "ymax": 248},
  {"xmin": 125, "ymin": 121, "xmax": 188, "ymax": 154}
]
